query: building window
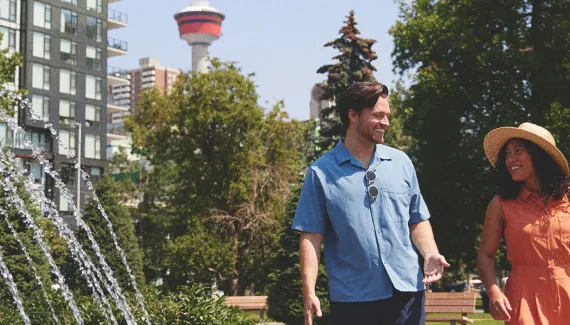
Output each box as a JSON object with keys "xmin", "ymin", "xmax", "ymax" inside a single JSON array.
[
  {"xmin": 23, "ymin": 159, "xmax": 43, "ymax": 184},
  {"xmin": 85, "ymin": 104, "xmax": 101, "ymax": 128},
  {"xmin": 59, "ymin": 194, "xmax": 70, "ymax": 211},
  {"xmin": 0, "ymin": 0, "xmax": 16, "ymax": 22},
  {"xmin": 0, "ymin": 26, "xmax": 16, "ymax": 52},
  {"xmin": 58, "ymin": 130, "xmax": 75, "ymax": 155},
  {"xmin": 32, "ymin": 32, "xmax": 51, "ymax": 59},
  {"xmin": 33, "ymin": 2, "xmax": 51, "ymax": 29},
  {"xmin": 59, "ymin": 69, "xmax": 76, "ymax": 95},
  {"xmin": 86, "ymin": 46, "xmax": 102, "ymax": 71},
  {"xmin": 84, "ymin": 166, "xmax": 102, "ymax": 183},
  {"xmin": 24, "ymin": 130, "xmax": 47, "ymax": 151},
  {"xmin": 60, "ymin": 39, "xmax": 76, "ymax": 65},
  {"xmin": 86, "ymin": 17, "xmax": 102, "ymax": 42},
  {"xmin": 60, "ymin": 10, "xmax": 77, "ymax": 35},
  {"xmin": 31, "ymin": 95, "xmax": 50, "ymax": 121},
  {"xmin": 59, "ymin": 99, "xmax": 76, "ymax": 125},
  {"xmin": 60, "ymin": 163, "xmax": 75, "ymax": 186},
  {"xmin": 86, "ymin": 0, "xmax": 102, "ymax": 13},
  {"xmin": 84, "ymin": 134, "xmax": 101, "ymax": 159},
  {"xmin": 85, "ymin": 75, "xmax": 102, "ymax": 100},
  {"xmin": 61, "ymin": 0, "xmax": 77, "ymax": 6},
  {"xmin": 32, "ymin": 64, "xmax": 50, "ymax": 90}
]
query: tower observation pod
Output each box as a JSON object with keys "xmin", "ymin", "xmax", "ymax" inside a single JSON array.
[{"xmin": 174, "ymin": 0, "xmax": 225, "ymax": 73}]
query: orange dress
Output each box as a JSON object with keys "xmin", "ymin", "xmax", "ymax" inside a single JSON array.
[{"xmin": 499, "ymin": 186, "xmax": 570, "ymax": 325}]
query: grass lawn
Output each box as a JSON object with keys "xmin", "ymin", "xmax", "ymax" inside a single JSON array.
[{"xmin": 428, "ymin": 313, "xmax": 502, "ymax": 325}]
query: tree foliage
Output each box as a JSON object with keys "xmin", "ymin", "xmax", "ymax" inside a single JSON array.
[
  {"xmin": 125, "ymin": 59, "xmax": 305, "ymax": 295},
  {"xmin": 78, "ymin": 175, "xmax": 145, "ymax": 291},
  {"xmin": 390, "ymin": 0, "xmax": 570, "ymax": 281},
  {"xmin": 316, "ymin": 10, "xmax": 378, "ymax": 151}
]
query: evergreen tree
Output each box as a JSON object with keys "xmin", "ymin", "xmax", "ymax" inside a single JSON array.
[
  {"xmin": 316, "ymin": 10, "xmax": 378, "ymax": 152},
  {"xmin": 78, "ymin": 175, "xmax": 145, "ymax": 291}
]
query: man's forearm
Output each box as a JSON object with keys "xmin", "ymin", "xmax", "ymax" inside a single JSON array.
[
  {"xmin": 409, "ymin": 220, "xmax": 439, "ymax": 258},
  {"xmin": 300, "ymin": 232, "xmax": 322, "ymax": 296}
]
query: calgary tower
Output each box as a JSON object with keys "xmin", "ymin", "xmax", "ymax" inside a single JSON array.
[{"xmin": 174, "ymin": 0, "xmax": 225, "ymax": 73}]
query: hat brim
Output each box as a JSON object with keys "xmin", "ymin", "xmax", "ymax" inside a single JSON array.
[{"xmin": 484, "ymin": 127, "xmax": 570, "ymax": 177}]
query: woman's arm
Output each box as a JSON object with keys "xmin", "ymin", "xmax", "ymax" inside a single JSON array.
[{"xmin": 477, "ymin": 196, "xmax": 512, "ymax": 321}]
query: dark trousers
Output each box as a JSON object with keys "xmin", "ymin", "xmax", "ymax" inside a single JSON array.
[{"xmin": 329, "ymin": 289, "xmax": 425, "ymax": 325}]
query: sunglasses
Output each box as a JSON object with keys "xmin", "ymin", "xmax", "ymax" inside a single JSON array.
[{"xmin": 365, "ymin": 170, "xmax": 379, "ymax": 199}]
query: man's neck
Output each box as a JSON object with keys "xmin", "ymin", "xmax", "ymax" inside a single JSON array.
[{"xmin": 343, "ymin": 133, "xmax": 375, "ymax": 169}]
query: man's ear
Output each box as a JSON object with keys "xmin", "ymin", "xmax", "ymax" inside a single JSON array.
[{"xmin": 348, "ymin": 109, "xmax": 358, "ymax": 124}]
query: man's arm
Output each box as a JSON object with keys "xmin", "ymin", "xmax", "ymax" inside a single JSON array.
[
  {"xmin": 300, "ymin": 232, "xmax": 322, "ymax": 296},
  {"xmin": 300, "ymin": 232, "xmax": 323, "ymax": 325},
  {"xmin": 409, "ymin": 220, "xmax": 438, "ymax": 258},
  {"xmin": 410, "ymin": 221, "xmax": 450, "ymax": 284}
]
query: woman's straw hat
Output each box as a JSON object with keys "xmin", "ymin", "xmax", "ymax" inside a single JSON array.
[{"xmin": 483, "ymin": 122, "xmax": 569, "ymax": 177}]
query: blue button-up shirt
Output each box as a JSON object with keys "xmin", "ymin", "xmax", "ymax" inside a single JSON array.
[{"xmin": 292, "ymin": 140, "xmax": 430, "ymax": 302}]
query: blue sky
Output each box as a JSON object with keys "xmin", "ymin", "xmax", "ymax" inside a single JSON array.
[{"xmin": 109, "ymin": 0, "xmax": 401, "ymax": 121}]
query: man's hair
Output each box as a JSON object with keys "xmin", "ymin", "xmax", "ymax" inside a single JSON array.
[
  {"xmin": 496, "ymin": 138, "xmax": 570, "ymax": 200},
  {"xmin": 338, "ymin": 81, "xmax": 389, "ymax": 129}
]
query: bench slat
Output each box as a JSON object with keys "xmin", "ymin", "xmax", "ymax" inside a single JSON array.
[
  {"xmin": 222, "ymin": 296, "xmax": 268, "ymax": 311},
  {"xmin": 426, "ymin": 292, "xmax": 477, "ymax": 299},
  {"xmin": 425, "ymin": 306, "xmax": 476, "ymax": 313},
  {"xmin": 426, "ymin": 315, "xmax": 474, "ymax": 323},
  {"xmin": 425, "ymin": 299, "xmax": 477, "ymax": 306}
]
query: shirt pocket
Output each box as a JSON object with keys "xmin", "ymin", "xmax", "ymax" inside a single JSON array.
[{"xmin": 380, "ymin": 184, "xmax": 411, "ymax": 223}]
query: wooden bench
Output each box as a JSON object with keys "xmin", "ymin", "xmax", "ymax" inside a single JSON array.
[
  {"xmin": 425, "ymin": 292, "xmax": 477, "ymax": 325},
  {"xmin": 222, "ymin": 295, "xmax": 268, "ymax": 322}
]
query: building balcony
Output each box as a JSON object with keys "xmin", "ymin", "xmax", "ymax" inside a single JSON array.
[
  {"xmin": 107, "ymin": 123, "xmax": 129, "ymax": 143},
  {"xmin": 107, "ymin": 103, "xmax": 129, "ymax": 115},
  {"xmin": 1, "ymin": 136, "xmax": 51, "ymax": 154},
  {"xmin": 108, "ymin": 65, "xmax": 129, "ymax": 86},
  {"xmin": 107, "ymin": 132, "xmax": 128, "ymax": 142},
  {"xmin": 108, "ymin": 38, "xmax": 128, "ymax": 57},
  {"xmin": 108, "ymin": 9, "xmax": 128, "ymax": 29}
]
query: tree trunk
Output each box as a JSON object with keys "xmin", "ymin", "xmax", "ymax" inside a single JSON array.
[
  {"xmin": 230, "ymin": 225, "xmax": 240, "ymax": 296},
  {"xmin": 528, "ymin": 0, "xmax": 553, "ymax": 125}
]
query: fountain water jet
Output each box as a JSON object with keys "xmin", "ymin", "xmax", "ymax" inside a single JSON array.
[{"xmin": 0, "ymin": 88, "xmax": 152, "ymax": 324}]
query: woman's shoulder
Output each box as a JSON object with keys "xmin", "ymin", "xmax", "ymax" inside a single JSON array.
[{"xmin": 485, "ymin": 195, "xmax": 506, "ymax": 221}]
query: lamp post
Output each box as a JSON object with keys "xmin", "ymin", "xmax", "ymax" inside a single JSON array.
[{"xmin": 76, "ymin": 122, "xmax": 82, "ymax": 211}]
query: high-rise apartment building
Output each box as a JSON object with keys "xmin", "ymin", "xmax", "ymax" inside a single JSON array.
[
  {"xmin": 107, "ymin": 57, "xmax": 180, "ymax": 159},
  {"xmin": 0, "ymin": 0, "xmax": 128, "ymax": 224}
]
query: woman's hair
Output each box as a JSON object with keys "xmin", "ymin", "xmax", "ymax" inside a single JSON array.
[{"xmin": 496, "ymin": 138, "xmax": 570, "ymax": 200}]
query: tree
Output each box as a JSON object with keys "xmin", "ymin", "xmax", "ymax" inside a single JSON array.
[
  {"xmin": 78, "ymin": 175, "xmax": 145, "ymax": 291},
  {"xmin": 125, "ymin": 59, "xmax": 305, "ymax": 295},
  {"xmin": 316, "ymin": 10, "xmax": 378, "ymax": 151},
  {"xmin": 0, "ymin": 31, "xmax": 24, "ymax": 114},
  {"xmin": 390, "ymin": 0, "xmax": 570, "ymax": 280}
]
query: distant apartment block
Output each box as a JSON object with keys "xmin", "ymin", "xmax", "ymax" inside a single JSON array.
[{"xmin": 107, "ymin": 57, "xmax": 180, "ymax": 159}]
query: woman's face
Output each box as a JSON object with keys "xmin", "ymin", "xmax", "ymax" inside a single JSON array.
[{"xmin": 504, "ymin": 139, "xmax": 536, "ymax": 182}]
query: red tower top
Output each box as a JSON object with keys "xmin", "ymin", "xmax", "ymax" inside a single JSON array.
[{"xmin": 174, "ymin": 0, "xmax": 225, "ymax": 46}]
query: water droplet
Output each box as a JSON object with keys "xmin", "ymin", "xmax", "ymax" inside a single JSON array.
[{"xmin": 50, "ymin": 128, "xmax": 57, "ymax": 135}]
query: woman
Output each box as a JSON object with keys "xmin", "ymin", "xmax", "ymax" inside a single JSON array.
[{"xmin": 477, "ymin": 122, "xmax": 570, "ymax": 324}]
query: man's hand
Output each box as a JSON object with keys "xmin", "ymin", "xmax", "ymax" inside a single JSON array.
[
  {"xmin": 303, "ymin": 293, "xmax": 322, "ymax": 325},
  {"xmin": 422, "ymin": 253, "xmax": 450, "ymax": 284}
]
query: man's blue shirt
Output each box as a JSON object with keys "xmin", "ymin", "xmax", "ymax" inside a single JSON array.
[{"xmin": 292, "ymin": 140, "xmax": 430, "ymax": 302}]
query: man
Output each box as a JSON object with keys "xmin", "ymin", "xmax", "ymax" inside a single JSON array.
[{"xmin": 292, "ymin": 82, "xmax": 449, "ymax": 325}]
